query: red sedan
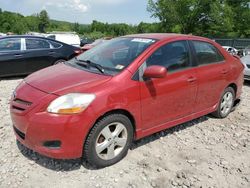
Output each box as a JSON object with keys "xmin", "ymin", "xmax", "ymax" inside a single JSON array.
[{"xmin": 10, "ymin": 34, "xmax": 244, "ymax": 168}]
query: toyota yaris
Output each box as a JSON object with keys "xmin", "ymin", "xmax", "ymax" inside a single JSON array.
[{"xmin": 10, "ymin": 34, "xmax": 244, "ymax": 168}]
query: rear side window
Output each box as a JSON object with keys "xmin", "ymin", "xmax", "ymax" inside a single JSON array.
[
  {"xmin": 146, "ymin": 40, "xmax": 191, "ymax": 72},
  {"xmin": 192, "ymin": 41, "xmax": 225, "ymax": 65},
  {"xmin": 26, "ymin": 39, "xmax": 50, "ymax": 50},
  {"xmin": 0, "ymin": 38, "xmax": 21, "ymax": 51},
  {"xmin": 49, "ymin": 41, "xmax": 62, "ymax": 49},
  {"xmin": 47, "ymin": 35, "xmax": 56, "ymax": 40}
]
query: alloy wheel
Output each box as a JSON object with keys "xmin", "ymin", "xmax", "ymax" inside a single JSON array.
[
  {"xmin": 95, "ymin": 122, "xmax": 128, "ymax": 160},
  {"xmin": 220, "ymin": 91, "xmax": 233, "ymax": 116}
]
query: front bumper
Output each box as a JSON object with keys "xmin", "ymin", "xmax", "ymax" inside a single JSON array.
[
  {"xmin": 10, "ymin": 81, "xmax": 96, "ymax": 159},
  {"xmin": 11, "ymin": 111, "xmax": 94, "ymax": 159}
]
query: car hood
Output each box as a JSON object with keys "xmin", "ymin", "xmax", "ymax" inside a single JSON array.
[{"xmin": 25, "ymin": 63, "xmax": 112, "ymax": 95}]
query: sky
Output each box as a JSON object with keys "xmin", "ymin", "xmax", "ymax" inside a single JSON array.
[{"xmin": 0, "ymin": 0, "xmax": 158, "ymax": 24}]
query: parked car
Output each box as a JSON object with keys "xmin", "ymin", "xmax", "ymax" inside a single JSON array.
[
  {"xmin": 0, "ymin": 32, "xmax": 6, "ymax": 37},
  {"xmin": 243, "ymin": 46, "xmax": 250, "ymax": 56},
  {"xmin": 10, "ymin": 34, "xmax": 244, "ymax": 168},
  {"xmin": 80, "ymin": 38, "xmax": 94, "ymax": 47},
  {"xmin": 46, "ymin": 32, "xmax": 81, "ymax": 47},
  {"xmin": 82, "ymin": 37, "xmax": 112, "ymax": 52},
  {"xmin": 241, "ymin": 55, "xmax": 250, "ymax": 80},
  {"xmin": 222, "ymin": 46, "xmax": 238, "ymax": 55},
  {"xmin": 0, "ymin": 35, "xmax": 82, "ymax": 77}
]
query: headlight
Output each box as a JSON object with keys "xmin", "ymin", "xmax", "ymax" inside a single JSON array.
[{"xmin": 47, "ymin": 93, "xmax": 95, "ymax": 114}]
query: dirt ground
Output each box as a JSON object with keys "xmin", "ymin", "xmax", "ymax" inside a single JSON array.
[{"xmin": 0, "ymin": 78, "xmax": 249, "ymax": 188}]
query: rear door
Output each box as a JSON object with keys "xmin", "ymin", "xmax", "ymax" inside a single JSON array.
[
  {"xmin": 190, "ymin": 40, "xmax": 229, "ymax": 112},
  {"xmin": 24, "ymin": 38, "xmax": 57, "ymax": 73},
  {"xmin": 0, "ymin": 37, "xmax": 27, "ymax": 76}
]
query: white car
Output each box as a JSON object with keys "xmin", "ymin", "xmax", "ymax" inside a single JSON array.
[
  {"xmin": 0, "ymin": 33, "xmax": 6, "ymax": 37},
  {"xmin": 46, "ymin": 32, "xmax": 81, "ymax": 47},
  {"xmin": 241, "ymin": 55, "xmax": 250, "ymax": 80},
  {"xmin": 223, "ymin": 46, "xmax": 238, "ymax": 55},
  {"xmin": 243, "ymin": 46, "xmax": 250, "ymax": 56}
]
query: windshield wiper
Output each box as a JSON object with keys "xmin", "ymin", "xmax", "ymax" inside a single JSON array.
[{"xmin": 75, "ymin": 57, "xmax": 105, "ymax": 74}]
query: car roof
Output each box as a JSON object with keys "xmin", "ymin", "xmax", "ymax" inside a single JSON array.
[
  {"xmin": 123, "ymin": 33, "xmax": 209, "ymax": 41},
  {"xmin": 0, "ymin": 35, "xmax": 48, "ymax": 39},
  {"xmin": 0, "ymin": 35, "xmax": 65, "ymax": 43},
  {"xmin": 0, "ymin": 35, "xmax": 76, "ymax": 47}
]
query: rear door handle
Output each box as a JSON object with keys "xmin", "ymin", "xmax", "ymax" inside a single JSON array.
[
  {"xmin": 14, "ymin": 54, "xmax": 23, "ymax": 58},
  {"xmin": 187, "ymin": 76, "xmax": 197, "ymax": 83}
]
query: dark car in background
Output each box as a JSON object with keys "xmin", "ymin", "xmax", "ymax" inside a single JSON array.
[
  {"xmin": 0, "ymin": 35, "xmax": 82, "ymax": 77},
  {"xmin": 80, "ymin": 37, "xmax": 94, "ymax": 47},
  {"xmin": 81, "ymin": 37, "xmax": 112, "ymax": 52}
]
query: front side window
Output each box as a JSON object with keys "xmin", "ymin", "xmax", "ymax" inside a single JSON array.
[
  {"xmin": 0, "ymin": 38, "xmax": 21, "ymax": 51},
  {"xmin": 68, "ymin": 37, "xmax": 157, "ymax": 75},
  {"xmin": 192, "ymin": 41, "xmax": 225, "ymax": 65},
  {"xmin": 146, "ymin": 40, "xmax": 191, "ymax": 72},
  {"xmin": 26, "ymin": 39, "xmax": 50, "ymax": 50}
]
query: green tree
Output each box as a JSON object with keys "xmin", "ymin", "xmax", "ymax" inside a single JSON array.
[
  {"xmin": 73, "ymin": 22, "xmax": 80, "ymax": 33},
  {"xmin": 38, "ymin": 10, "xmax": 49, "ymax": 33},
  {"xmin": 137, "ymin": 22, "xmax": 162, "ymax": 33},
  {"xmin": 147, "ymin": 0, "xmax": 249, "ymax": 37},
  {"xmin": 226, "ymin": 0, "xmax": 250, "ymax": 37},
  {"xmin": 25, "ymin": 15, "xmax": 39, "ymax": 32}
]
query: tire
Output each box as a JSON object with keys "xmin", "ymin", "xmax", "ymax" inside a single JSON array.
[
  {"xmin": 211, "ymin": 87, "xmax": 235, "ymax": 118},
  {"xmin": 84, "ymin": 114, "xmax": 133, "ymax": 168},
  {"xmin": 53, "ymin": 59, "xmax": 66, "ymax": 65}
]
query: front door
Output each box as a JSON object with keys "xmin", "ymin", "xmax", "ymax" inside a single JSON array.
[{"xmin": 139, "ymin": 40, "xmax": 198, "ymax": 130}]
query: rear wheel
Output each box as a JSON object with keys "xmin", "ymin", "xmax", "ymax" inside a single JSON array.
[
  {"xmin": 212, "ymin": 87, "xmax": 235, "ymax": 118},
  {"xmin": 84, "ymin": 114, "xmax": 133, "ymax": 168}
]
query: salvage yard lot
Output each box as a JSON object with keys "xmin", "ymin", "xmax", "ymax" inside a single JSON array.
[{"xmin": 0, "ymin": 78, "xmax": 250, "ymax": 188}]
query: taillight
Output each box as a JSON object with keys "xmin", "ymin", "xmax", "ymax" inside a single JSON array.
[{"xmin": 74, "ymin": 50, "xmax": 82, "ymax": 56}]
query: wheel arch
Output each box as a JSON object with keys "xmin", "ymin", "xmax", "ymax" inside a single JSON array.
[
  {"xmin": 83, "ymin": 109, "xmax": 137, "ymax": 146},
  {"xmin": 82, "ymin": 108, "xmax": 136, "ymax": 167},
  {"xmin": 94, "ymin": 109, "xmax": 136, "ymax": 135},
  {"xmin": 227, "ymin": 83, "xmax": 237, "ymax": 95}
]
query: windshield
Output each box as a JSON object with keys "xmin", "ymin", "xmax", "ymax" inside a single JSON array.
[{"xmin": 68, "ymin": 37, "xmax": 156, "ymax": 75}]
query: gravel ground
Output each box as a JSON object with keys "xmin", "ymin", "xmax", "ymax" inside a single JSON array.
[{"xmin": 0, "ymin": 78, "xmax": 250, "ymax": 188}]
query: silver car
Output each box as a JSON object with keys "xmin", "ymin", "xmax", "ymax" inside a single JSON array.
[{"xmin": 241, "ymin": 55, "xmax": 250, "ymax": 80}]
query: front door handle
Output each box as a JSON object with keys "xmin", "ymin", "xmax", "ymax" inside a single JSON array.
[
  {"xmin": 187, "ymin": 76, "xmax": 197, "ymax": 83},
  {"xmin": 221, "ymin": 69, "xmax": 229, "ymax": 74}
]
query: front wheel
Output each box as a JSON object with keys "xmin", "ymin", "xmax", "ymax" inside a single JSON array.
[
  {"xmin": 212, "ymin": 87, "xmax": 235, "ymax": 118},
  {"xmin": 84, "ymin": 114, "xmax": 133, "ymax": 168}
]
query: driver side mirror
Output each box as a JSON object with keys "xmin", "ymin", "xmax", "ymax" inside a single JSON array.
[{"xmin": 143, "ymin": 65, "xmax": 167, "ymax": 79}]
